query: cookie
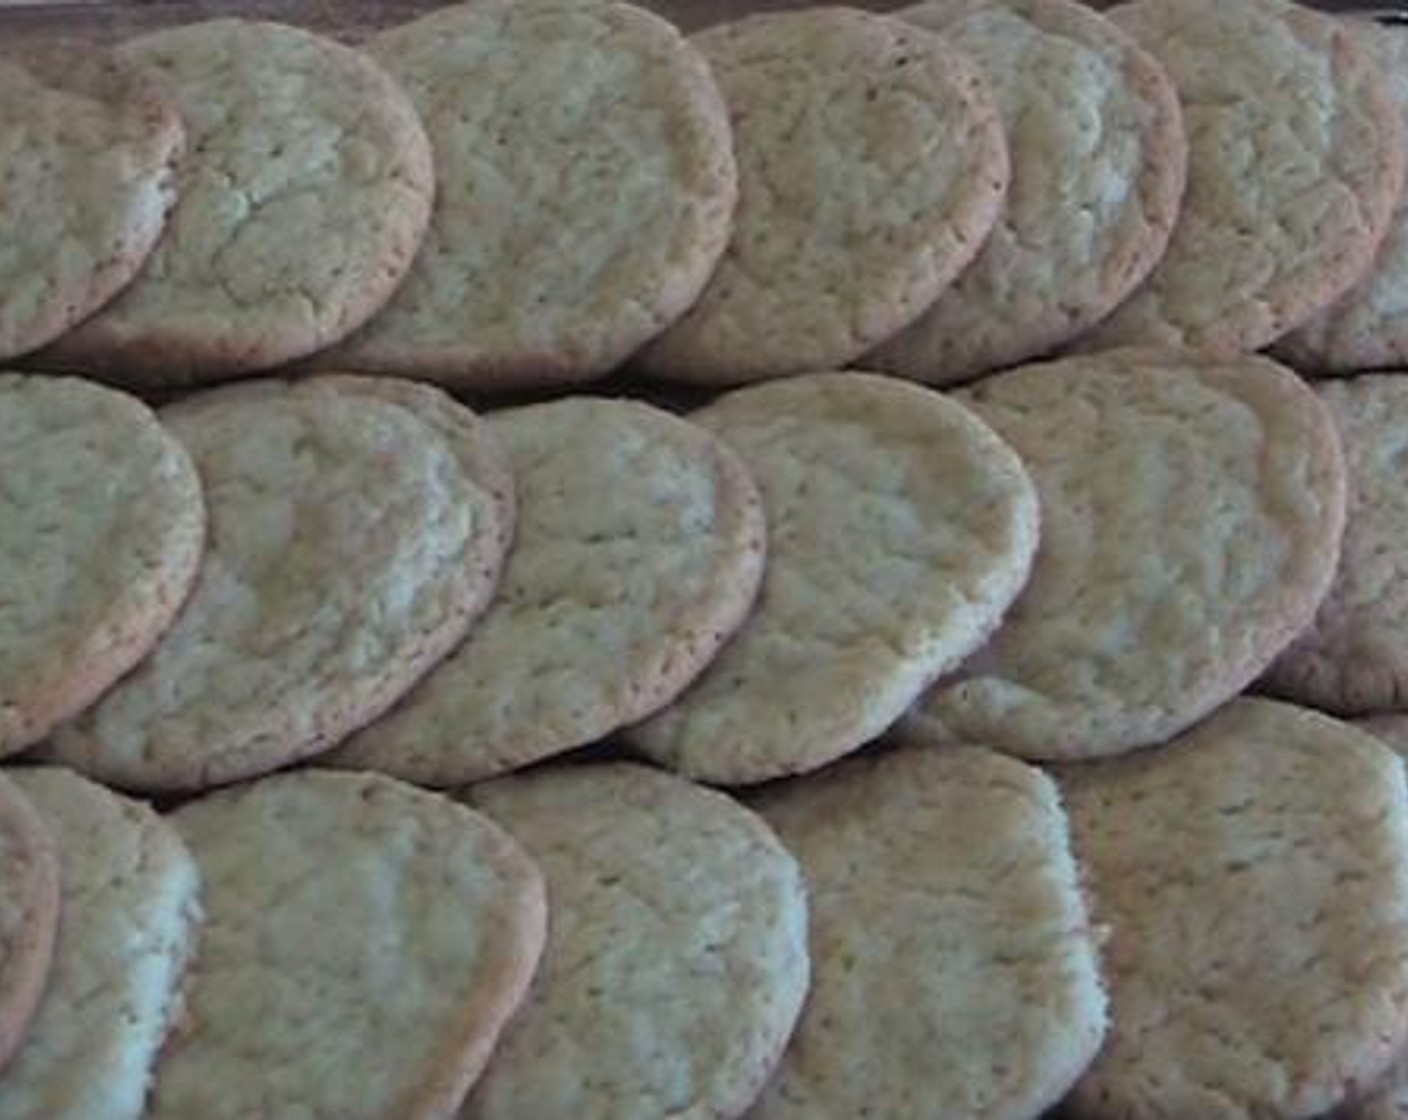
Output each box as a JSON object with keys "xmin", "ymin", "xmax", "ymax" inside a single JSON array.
[
  {"xmin": 1263, "ymin": 375, "xmax": 1408, "ymax": 715},
  {"xmin": 1076, "ymin": 0, "xmax": 1404, "ymax": 356},
  {"xmin": 321, "ymin": 0, "xmax": 735, "ymax": 390},
  {"xmin": 627, "ymin": 371, "xmax": 1039, "ymax": 785},
  {"xmin": 0, "ymin": 48, "xmax": 181, "ymax": 363},
  {"xmin": 0, "ymin": 374, "xmax": 205, "ymax": 759},
  {"xmin": 0, "ymin": 767, "xmax": 201, "ymax": 1120},
  {"xmin": 0, "ymin": 775, "xmax": 60, "ymax": 1077},
  {"xmin": 46, "ymin": 379, "xmax": 508, "ymax": 792},
  {"xmin": 1060, "ymin": 698, "xmax": 1408, "ymax": 1119},
  {"xmin": 865, "ymin": 0, "xmax": 1184, "ymax": 385},
  {"xmin": 748, "ymin": 744, "xmax": 1106, "ymax": 1120},
  {"xmin": 328, "ymin": 397, "xmax": 763, "ymax": 787},
  {"xmin": 38, "ymin": 19, "xmax": 434, "ymax": 384},
  {"xmin": 154, "ymin": 771, "xmax": 546, "ymax": 1120},
  {"xmin": 904, "ymin": 350, "xmax": 1346, "ymax": 761},
  {"xmin": 462, "ymin": 763, "xmax": 809, "ymax": 1120},
  {"xmin": 633, "ymin": 8, "xmax": 1009, "ymax": 383},
  {"xmin": 1279, "ymin": 23, "xmax": 1408, "ymax": 374}
]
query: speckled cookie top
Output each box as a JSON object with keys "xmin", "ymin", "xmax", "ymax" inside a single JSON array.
[
  {"xmin": 463, "ymin": 763, "xmax": 808, "ymax": 1120},
  {"xmin": 906, "ymin": 350, "xmax": 1346, "ymax": 761},
  {"xmin": 634, "ymin": 7, "xmax": 1009, "ymax": 382},
  {"xmin": 1061, "ymin": 698, "xmax": 1408, "ymax": 1119},
  {"xmin": 0, "ymin": 49, "xmax": 182, "ymax": 362},
  {"xmin": 1079, "ymin": 0, "xmax": 1404, "ymax": 355},
  {"xmin": 155, "ymin": 771, "xmax": 546, "ymax": 1120},
  {"xmin": 0, "ymin": 767, "xmax": 200, "ymax": 1120},
  {"xmin": 326, "ymin": 0, "xmax": 737, "ymax": 388},
  {"xmin": 749, "ymin": 745, "xmax": 1106, "ymax": 1120},
  {"xmin": 1265, "ymin": 375, "xmax": 1408, "ymax": 714},
  {"xmin": 44, "ymin": 19, "xmax": 434, "ymax": 383},
  {"xmin": 0, "ymin": 374, "xmax": 205, "ymax": 758},
  {"xmin": 48, "ymin": 379, "xmax": 498, "ymax": 792},
  {"xmin": 330, "ymin": 396, "xmax": 764, "ymax": 787},
  {"xmin": 865, "ymin": 0, "xmax": 1184, "ymax": 384},
  {"xmin": 628, "ymin": 371, "xmax": 1039, "ymax": 785}
]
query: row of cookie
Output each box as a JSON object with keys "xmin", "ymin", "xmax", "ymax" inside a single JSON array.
[
  {"xmin": 2, "ymin": 335, "xmax": 1368, "ymax": 791},
  {"xmin": 11, "ymin": 0, "xmax": 1408, "ymax": 396},
  {"xmin": 2, "ymin": 696, "xmax": 1405, "ymax": 1120}
]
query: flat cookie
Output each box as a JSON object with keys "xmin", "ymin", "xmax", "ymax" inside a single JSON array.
[
  {"xmin": 0, "ymin": 767, "xmax": 201, "ymax": 1120},
  {"xmin": 154, "ymin": 771, "xmax": 546, "ymax": 1120},
  {"xmin": 328, "ymin": 397, "xmax": 763, "ymax": 787},
  {"xmin": 904, "ymin": 350, "xmax": 1346, "ymax": 761},
  {"xmin": 0, "ymin": 374, "xmax": 204, "ymax": 758},
  {"xmin": 46, "ymin": 379, "xmax": 508, "ymax": 792},
  {"xmin": 748, "ymin": 745, "xmax": 1106, "ymax": 1120},
  {"xmin": 627, "ymin": 371, "xmax": 1039, "ymax": 785},
  {"xmin": 1337, "ymin": 715, "xmax": 1408, "ymax": 1120},
  {"xmin": 39, "ymin": 19, "xmax": 434, "ymax": 384},
  {"xmin": 0, "ymin": 49, "xmax": 181, "ymax": 362},
  {"xmin": 1279, "ymin": 23, "xmax": 1408, "ymax": 374},
  {"xmin": 462, "ymin": 763, "xmax": 809, "ymax": 1120},
  {"xmin": 0, "ymin": 775, "xmax": 59, "ymax": 1076},
  {"xmin": 1076, "ymin": 0, "xmax": 1404, "ymax": 356},
  {"xmin": 866, "ymin": 0, "xmax": 1185, "ymax": 384},
  {"xmin": 1061, "ymin": 698, "xmax": 1408, "ymax": 1119},
  {"xmin": 322, "ymin": 0, "xmax": 735, "ymax": 389},
  {"xmin": 1264, "ymin": 375, "xmax": 1408, "ymax": 715},
  {"xmin": 633, "ymin": 8, "xmax": 1009, "ymax": 383}
]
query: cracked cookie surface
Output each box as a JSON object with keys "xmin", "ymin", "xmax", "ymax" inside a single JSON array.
[
  {"xmin": 1060, "ymin": 698, "xmax": 1408, "ymax": 1119},
  {"xmin": 627, "ymin": 371, "xmax": 1039, "ymax": 785},
  {"xmin": 634, "ymin": 7, "xmax": 1009, "ymax": 383},
  {"xmin": 749, "ymin": 745, "xmax": 1105, "ymax": 1120},
  {"xmin": 41, "ymin": 19, "xmax": 434, "ymax": 384},
  {"xmin": 1077, "ymin": 0, "xmax": 1404, "ymax": 355},
  {"xmin": 463, "ymin": 763, "xmax": 808, "ymax": 1120},
  {"xmin": 0, "ymin": 49, "xmax": 182, "ymax": 363},
  {"xmin": 47, "ymin": 379, "xmax": 503, "ymax": 792},
  {"xmin": 329, "ymin": 396, "xmax": 763, "ymax": 787},
  {"xmin": 0, "ymin": 374, "xmax": 205, "ymax": 759},
  {"xmin": 866, "ymin": 0, "xmax": 1185, "ymax": 383},
  {"xmin": 324, "ymin": 0, "xmax": 737, "ymax": 389},
  {"xmin": 0, "ymin": 768, "xmax": 201, "ymax": 1120},
  {"xmin": 155, "ymin": 771, "xmax": 546, "ymax": 1120},
  {"xmin": 904, "ymin": 350, "xmax": 1346, "ymax": 761}
]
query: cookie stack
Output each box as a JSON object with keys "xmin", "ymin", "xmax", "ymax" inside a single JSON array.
[{"xmin": 8, "ymin": 0, "xmax": 1408, "ymax": 1117}]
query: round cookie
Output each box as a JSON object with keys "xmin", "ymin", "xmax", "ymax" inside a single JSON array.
[
  {"xmin": 748, "ymin": 744, "xmax": 1106, "ymax": 1120},
  {"xmin": 627, "ymin": 371, "xmax": 1039, "ymax": 785},
  {"xmin": 321, "ymin": 0, "xmax": 736, "ymax": 389},
  {"xmin": 0, "ymin": 775, "xmax": 60, "ymax": 1077},
  {"xmin": 1060, "ymin": 698, "xmax": 1408, "ymax": 1119},
  {"xmin": 154, "ymin": 771, "xmax": 546, "ymax": 1120},
  {"xmin": 1279, "ymin": 24, "xmax": 1408, "ymax": 374},
  {"xmin": 328, "ymin": 397, "xmax": 763, "ymax": 787},
  {"xmin": 39, "ymin": 19, "xmax": 434, "ymax": 384},
  {"xmin": 0, "ymin": 767, "xmax": 201, "ymax": 1120},
  {"xmin": 1263, "ymin": 375, "xmax": 1408, "ymax": 715},
  {"xmin": 633, "ymin": 8, "xmax": 1009, "ymax": 384},
  {"xmin": 1075, "ymin": 0, "xmax": 1404, "ymax": 356},
  {"xmin": 865, "ymin": 0, "xmax": 1186, "ymax": 385},
  {"xmin": 0, "ymin": 48, "xmax": 182, "ymax": 362},
  {"xmin": 462, "ymin": 763, "xmax": 809, "ymax": 1120},
  {"xmin": 904, "ymin": 350, "xmax": 1347, "ymax": 761},
  {"xmin": 46, "ymin": 379, "xmax": 509, "ymax": 792},
  {"xmin": 0, "ymin": 374, "xmax": 205, "ymax": 759}
]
